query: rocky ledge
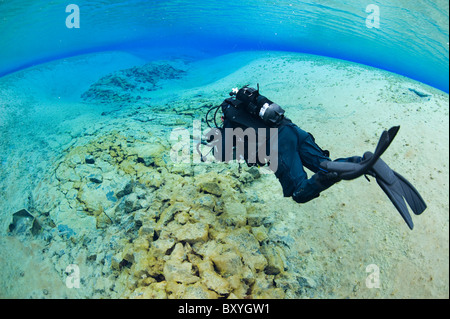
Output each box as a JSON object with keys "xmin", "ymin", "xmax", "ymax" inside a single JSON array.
[{"xmin": 9, "ymin": 119, "xmax": 315, "ymax": 298}]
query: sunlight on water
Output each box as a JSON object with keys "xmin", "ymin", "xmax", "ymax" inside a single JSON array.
[{"xmin": 0, "ymin": 0, "xmax": 448, "ymax": 91}]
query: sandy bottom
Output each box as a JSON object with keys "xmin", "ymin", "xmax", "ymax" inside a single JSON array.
[{"xmin": 0, "ymin": 50, "xmax": 448, "ymax": 299}]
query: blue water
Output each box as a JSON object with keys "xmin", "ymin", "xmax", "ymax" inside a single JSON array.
[{"xmin": 0, "ymin": 0, "xmax": 448, "ymax": 92}]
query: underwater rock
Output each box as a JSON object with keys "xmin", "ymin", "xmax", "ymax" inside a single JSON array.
[
  {"xmin": 138, "ymin": 224, "xmax": 155, "ymax": 240},
  {"xmin": 151, "ymin": 238, "xmax": 176, "ymax": 257},
  {"xmin": 198, "ymin": 259, "xmax": 231, "ymax": 295},
  {"xmin": 209, "ymin": 250, "xmax": 244, "ymax": 277},
  {"xmin": 68, "ymin": 153, "xmax": 83, "ymax": 166},
  {"xmin": 139, "ymin": 171, "xmax": 163, "ymax": 188},
  {"xmin": 226, "ymin": 275, "xmax": 249, "ymax": 299},
  {"xmin": 119, "ymin": 159, "xmax": 137, "ymax": 175},
  {"xmin": 81, "ymin": 62, "xmax": 186, "ymax": 105},
  {"xmin": 57, "ymin": 224, "xmax": 76, "ymax": 239},
  {"xmin": 298, "ymin": 276, "xmax": 317, "ymax": 289},
  {"xmin": 119, "ymin": 214, "xmax": 141, "ymax": 235},
  {"xmin": 96, "ymin": 212, "xmax": 113, "ymax": 229},
  {"xmin": 193, "ymin": 194, "xmax": 216, "ymax": 209},
  {"xmin": 167, "ymin": 281, "xmax": 219, "ymax": 299},
  {"xmin": 89, "ymin": 173, "xmax": 103, "ymax": 184},
  {"xmin": 268, "ymin": 223, "xmax": 296, "ymax": 248},
  {"xmin": 169, "ymin": 163, "xmax": 194, "ymax": 177},
  {"xmin": 251, "ymin": 225, "xmax": 269, "ymax": 243},
  {"xmin": 131, "ymin": 257, "xmax": 154, "ymax": 284},
  {"xmin": 222, "ymin": 201, "xmax": 247, "ymax": 227},
  {"xmin": 198, "ymin": 180, "xmax": 222, "ymax": 197},
  {"xmin": 8, "ymin": 209, "xmax": 42, "ymax": 236},
  {"xmin": 131, "ymin": 142, "xmax": 166, "ymax": 167},
  {"xmin": 74, "ymin": 164, "xmax": 102, "ymax": 182},
  {"xmin": 188, "ymin": 208, "xmax": 217, "ymax": 227},
  {"xmin": 261, "ymin": 243, "xmax": 285, "ymax": 275},
  {"xmin": 247, "ymin": 166, "xmax": 261, "ymax": 180},
  {"xmin": 131, "ymin": 282, "xmax": 167, "ymax": 299},
  {"xmin": 172, "ymin": 222, "xmax": 209, "ymax": 244},
  {"xmin": 251, "ymin": 272, "xmax": 285, "ymax": 299},
  {"xmin": 111, "ymin": 252, "xmax": 124, "ymax": 271},
  {"xmin": 174, "ymin": 211, "xmax": 190, "ymax": 224},
  {"xmin": 65, "ymin": 188, "xmax": 78, "ymax": 201},
  {"xmin": 247, "ymin": 209, "xmax": 268, "ymax": 227},
  {"xmin": 78, "ymin": 183, "xmax": 114, "ymax": 214},
  {"xmin": 133, "ymin": 236, "xmax": 150, "ymax": 253},
  {"xmin": 97, "ymin": 160, "xmax": 115, "ymax": 173},
  {"xmin": 33, "ymin": 184, "xmax": 60, "ymax": 213},
  {"xmin": 48, "ymin": 191, "xmax": 97, "ymax": 235},
  {"xmin": 28, "ymin": 120, "xmax": 308, "ymax": 299},
  {"xmin": 85, "ymin": 155, "xmax": 95, "ymax": 164},
  {"xmin": 55, "ymin": 163, "xmax": 80, "ymax": 182},
  {"xmin": 155, "ymin": 202, "xmax": 191, "ymax": 232},
  {"xmin": 121, "ymin": 193, "xmax": 140, "ymax": 214},
  {"xmin": 163, "ymin": 244, "xmax": 200, "ymax": 285},
  {"xmin": 114, "ymin": 177, "xmax": 133, "ymax": 199},
  {"xmin": 134, "ymin": 207, "xmax": 156, "ymax": 224},
  {"xmin": 134, "ymin": 185, "xmax": 148, "ymax": 199},
  {"xmin": 238, "ymin": 171, "xmax": 256, "ymax": 184},
  {"xmin": 221, "ymin": 228, "xmax": 268, "ymax": 273}
]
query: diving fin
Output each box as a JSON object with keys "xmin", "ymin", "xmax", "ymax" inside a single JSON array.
[
  {"xmin": 367, "ymin": 152, "xmax": 427, "ymax": 230},
  {"xmin": 373, "ymin": 126, "xmax": 400, "ymax": 160},
  {"xmin": 393, "ymin": 172, "xmax": 427, "ymax": 216},
  {"xmin": 320, "ymin": 126, "xmax": 400, "ymax": 180}
]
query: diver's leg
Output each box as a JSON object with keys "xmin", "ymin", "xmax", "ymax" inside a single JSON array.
[
  {"xmin": 292, "ymin": 171, "xmax": 342, "ymax": 203},
  {"xmin": 296, "ymin": 131, "xmax": 331, "ymax": 173},
  {"xmin": 274, "ymin": 125, "xmax": 310, "ymax": 198},
  {"xmin": 293, "ymin": 126, "xmax": 362, "ymax": 172},
  {"xmin": 274, "ymin": 125, "xmax": 339, "ymax": 204},
  {"xmin": 289, "ymin": 126, "xmax": 364, "ymax": 203}
]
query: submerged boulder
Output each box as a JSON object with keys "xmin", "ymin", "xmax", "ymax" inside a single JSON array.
[{"xmin": 8, "ymin": 209, "xmax": 42, "ymax": 236}]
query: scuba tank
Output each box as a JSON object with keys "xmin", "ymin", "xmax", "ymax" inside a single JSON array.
[
  {"xmin": 199, "ymin": 85, "xmax": 285, "ymax": 162},
  {"xmin": 234, "ymin": 84, "xmax": 286, "ymax": 127}
]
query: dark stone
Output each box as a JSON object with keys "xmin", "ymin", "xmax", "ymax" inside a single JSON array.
[
  {"xmin": 8, "ymin": 209, "xmax": 41, "ymax": 236},
  {"xmin": 89, "ymin": 174, "xmax": 103, "ymax": 184},
  {"xmin": 116, "ymin": 182, "xmax": 133, "ymax": 199},
  {"xmin": 85, "ymin": 155, "xmax": 95, "ymax": 164}
]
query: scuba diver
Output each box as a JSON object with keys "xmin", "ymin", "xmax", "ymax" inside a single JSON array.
[{"xmin": 199, "ymin": 85, "xmax": 427, "ymax": 230}]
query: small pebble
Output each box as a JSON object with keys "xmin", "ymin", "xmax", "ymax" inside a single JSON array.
[
  {"xmin": 85, "ymin": 155, "xmax": 95, "ymax": 164},
  {"xmin": 89, "ymin": 174, "xmax": 103, "ymax": 184}
]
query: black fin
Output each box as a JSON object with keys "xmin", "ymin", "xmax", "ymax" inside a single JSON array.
[
  {"xmin": 376, "ymin": 176, "xmax": 415, "ymax": 230},
  {"xmin": 393, "ymin": 171, "xmax": 427, "ymax": 216},
  {"xmin": 373, "ymin": 126, "xmax": 400, "ymax": 159},
  {"xmin": 370, "ymin": 155, "xmax": 427, "ymax": 230},
  {"xmin": 320, "ymin": 126, "xmax": 400, "ymax": 180}
]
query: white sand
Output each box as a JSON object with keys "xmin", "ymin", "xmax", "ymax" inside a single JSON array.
[{"xmin": 0, "ymin": 50, "xmax": 448, "ymax": 298}]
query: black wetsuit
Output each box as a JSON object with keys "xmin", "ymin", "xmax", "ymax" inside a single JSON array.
[{"xmin": 217, "ymin": 98, "xmax": 343, "ymax": 203}]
